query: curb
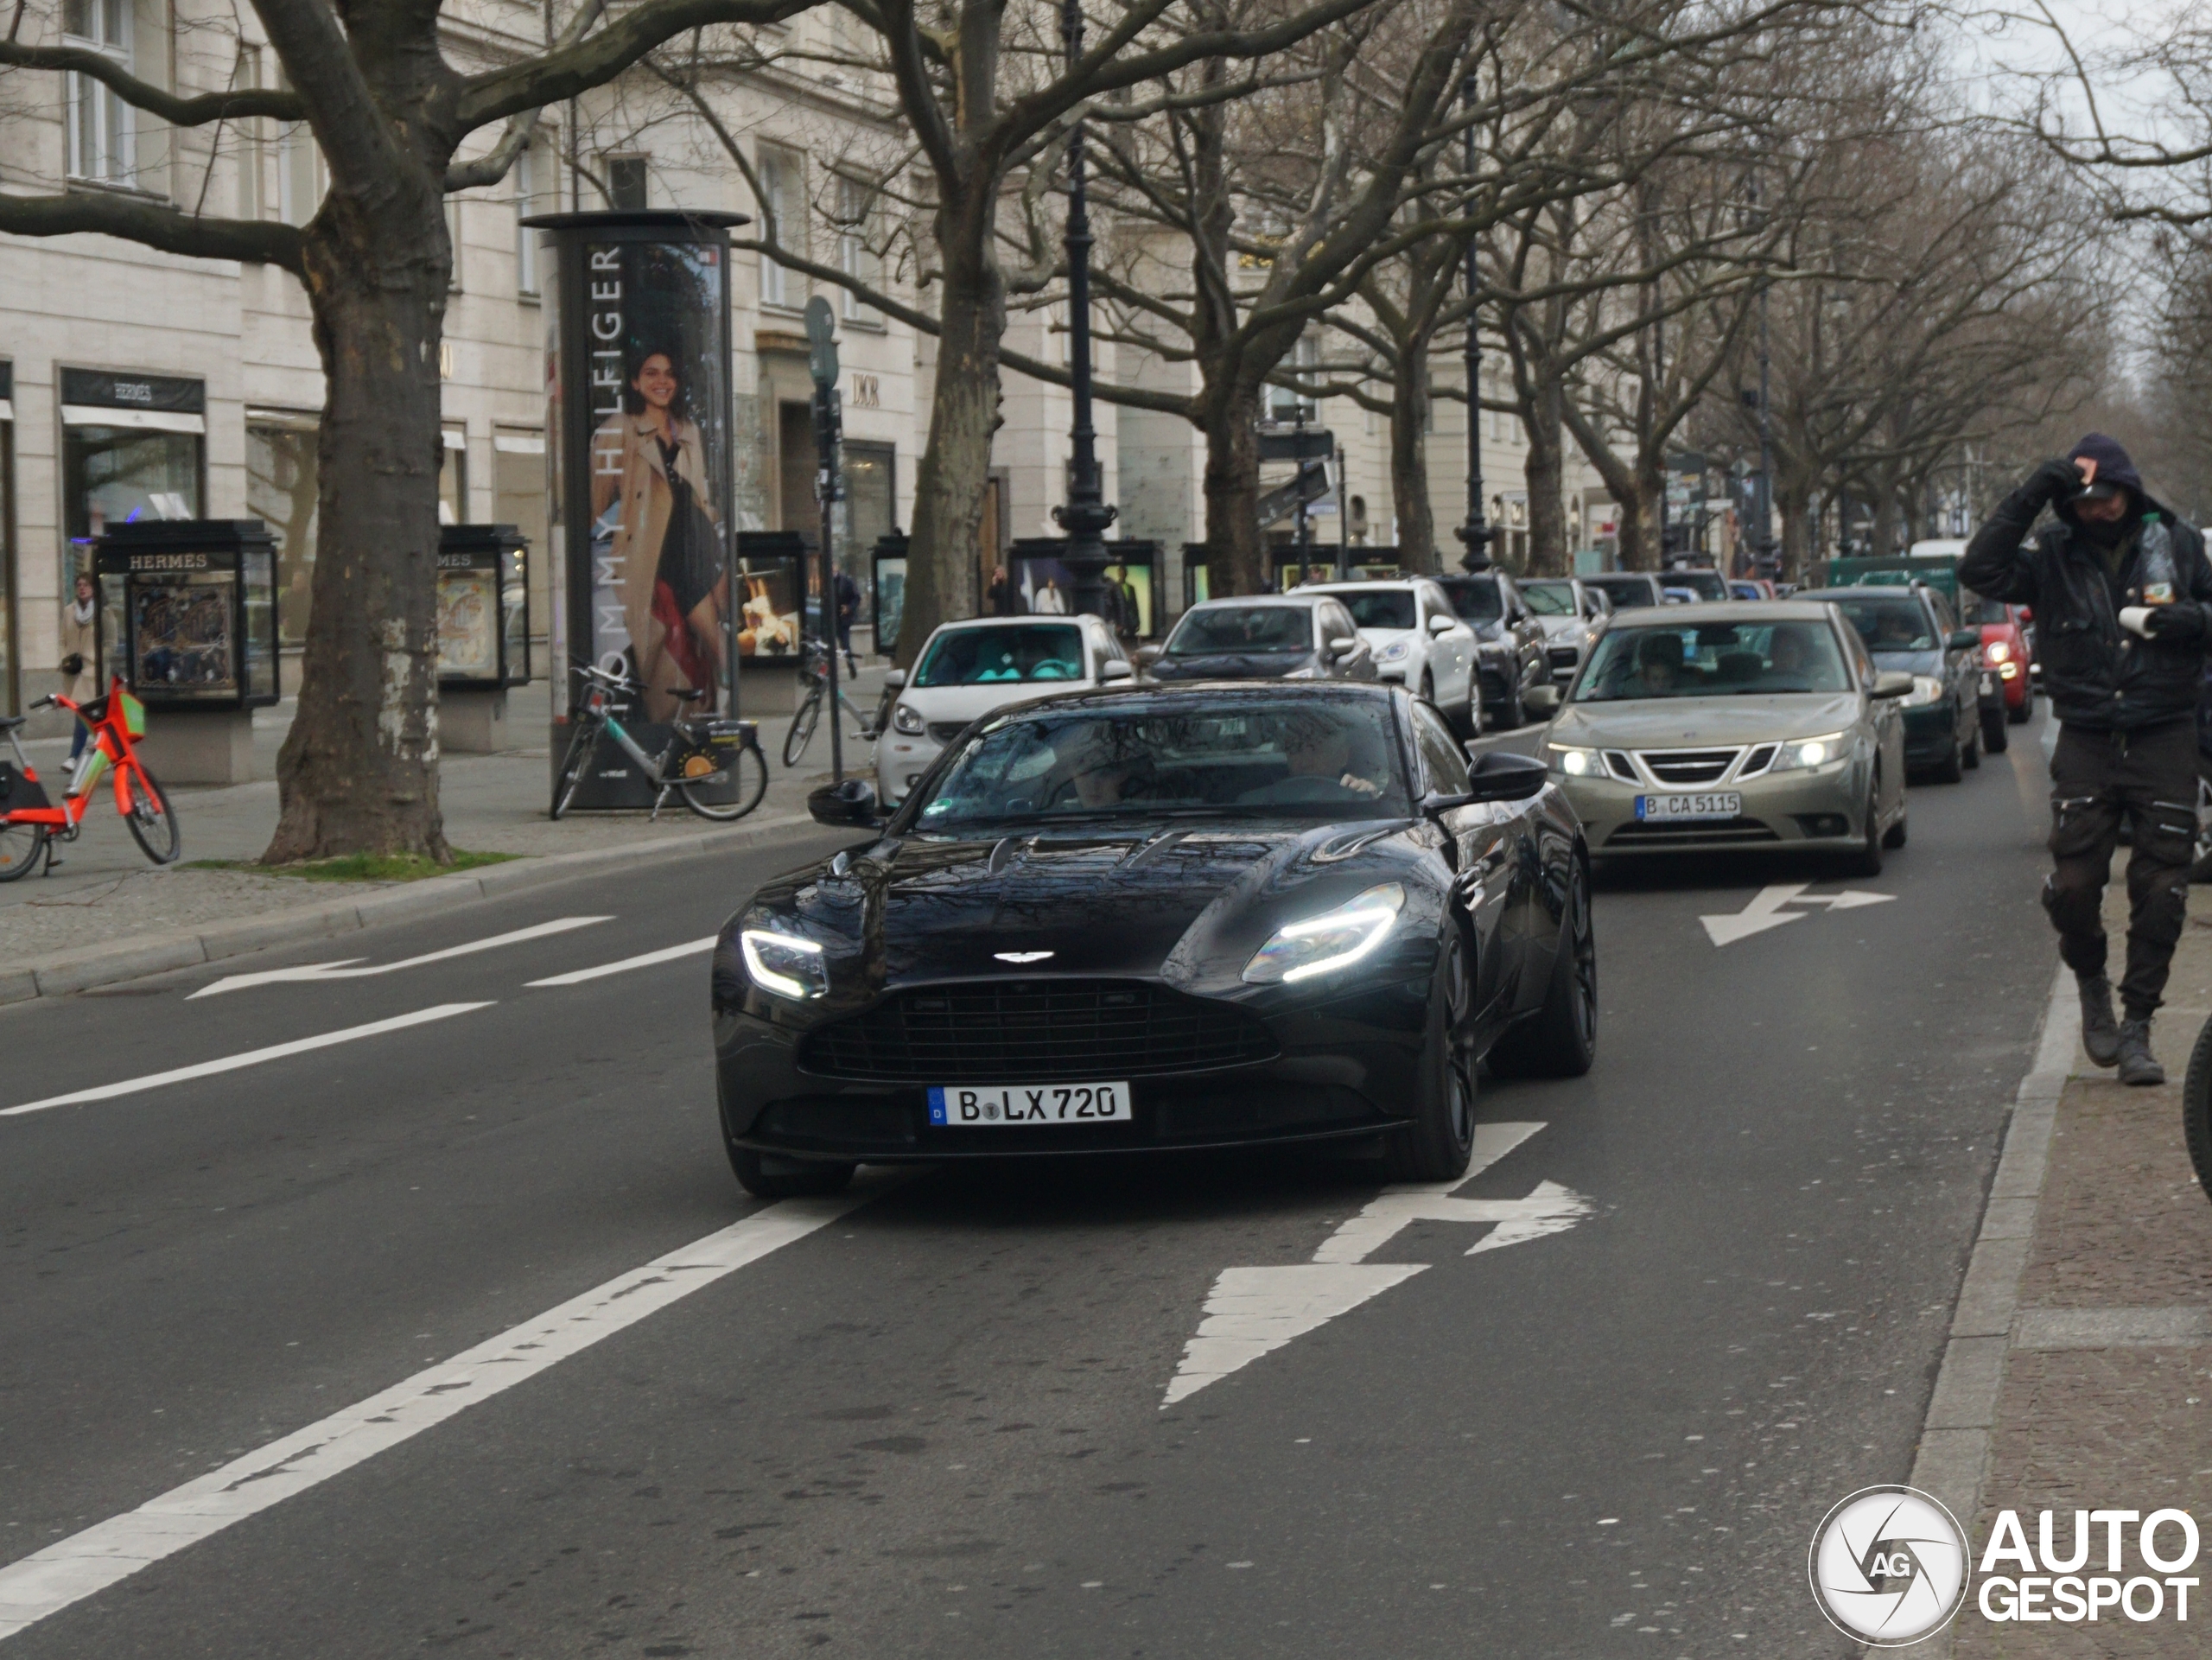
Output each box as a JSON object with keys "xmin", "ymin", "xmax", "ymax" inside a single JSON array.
[
  {"xmin": 1889, "ymin": 965, "xmax": 2076, "ymax": 1658},
  {"xmin": 0, "ymin": 811, "xmax": 826, "ymax": 1007}
]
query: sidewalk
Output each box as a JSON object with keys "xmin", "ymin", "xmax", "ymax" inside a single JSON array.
[
  {"xmin": 0, "ymin": 660, "xmax": 886, "ymax": 969},
  {"xmin": 1927, "ymin": 881, "xmax": 2212, "ymax": 1657}
]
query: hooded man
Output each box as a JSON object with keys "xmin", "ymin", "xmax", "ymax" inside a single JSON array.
[{"xmin": 1960, "ymin": 434, "xmax": 2212, "ymax": 1084}]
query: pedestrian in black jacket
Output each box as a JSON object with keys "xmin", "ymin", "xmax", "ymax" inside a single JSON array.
[{"xmin": 1960, "ymin": 433, "xmax": 2212, "ymax": 1084}]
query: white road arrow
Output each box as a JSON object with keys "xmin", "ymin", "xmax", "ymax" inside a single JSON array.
[
  {"xmin": 188, "ymin": 916, "xmax": 613, "ymax": 998},
  {"xmin": 1699, "ymin": 882, "xmax": 1893, "ymax": 946},
  {"xmin": 1161, "ymin": 1123, "xmax": 1592, "ymax": 1406}
]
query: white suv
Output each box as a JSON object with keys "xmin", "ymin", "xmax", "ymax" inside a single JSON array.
[
  {"xmin": 1301, "ymin": 579, "xmax": 1479, "ymax": 736},
  {"xmin": 875, "ymin": 615, "xmax": 1133, "ymax": 806}
]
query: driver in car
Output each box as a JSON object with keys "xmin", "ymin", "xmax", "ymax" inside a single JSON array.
[
  {"xmin": 1238, "ymin": 718, "xmax": 1387, "ymax": 804},
  {"xmin": 1635, "ymin": 631, "xmax": 1687, "ymax": 696}
]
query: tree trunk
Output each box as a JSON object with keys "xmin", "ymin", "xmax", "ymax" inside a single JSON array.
[
  {"xmin": 1200, "ymin": 384, "xmax": 1267, "ymax": 595},
  {"xmin": 1390, "ymin": 365, "xmax": 1436, "ymax": 574},
  {"xmin": 899, "ymin": 233, "xmax": 1004, "ymax": 668},
  {"xmin": 263, "ymin": 206, "xmax": 450, "ymax": 862},
  {"xmin": 1522, "ymin": 374, "xmax": 1567, "ymax": 576},
  {"xmin": 1616, "ymin": 458, "xmax": 1665, "ymax": 573},
  {"xmin": 1778, "ymin": 483, "xmax": 1814, "ymax": 584}
]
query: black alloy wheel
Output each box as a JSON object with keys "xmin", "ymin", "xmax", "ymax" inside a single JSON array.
[
  {"xmin": 1933, "ymin": 718, "xmax": 1966, "ymax": 784},
  {"xmin": 729, "ymin": 1146, "xmax": 857, "ymax": 1201},
  {"xmin": 1491, "ymin": 856, "xmax": 1598, "ymax": 1078},
  {"xmin": 1961, "ymin": 716, "xmax": 1982, "ymax": 770},
  {"xmin": 1982, "ymin": 709, "xmax": 2010, "ymax": 754},
  {"xmin": 1384, "ymin": 928, "xmax": 1478, "ymax": 1181},
  {"xmin": 1845, "ymin": 783, "xmax": 1885, "ymax": 878},
  {"xmin": 2007, "ymin": 694, "xmax": 2032, "ymax": 725},
  {"xmin": 1495, "ymin": 671, "xmax": 1525, "ymax": 732}
]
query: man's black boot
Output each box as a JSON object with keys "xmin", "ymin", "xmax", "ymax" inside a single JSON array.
[
  {"xmin": 2078, "ymin": 972, "xmax": 2121, "ymax": 1067},
  {"xmin": 2117, "ymin": 1018, "xmax": 2164, "ymax": 1086}
]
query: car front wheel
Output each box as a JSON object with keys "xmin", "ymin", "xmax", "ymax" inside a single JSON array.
[
  {"xmin": 1383, "ymin": 929, "xmax": 1478, "ymax": 1181},
  {"xmin": 1490, "ymin": 857, "xmax": 1598, "ymax": 1078}
]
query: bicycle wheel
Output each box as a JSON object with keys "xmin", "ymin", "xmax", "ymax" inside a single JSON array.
[
  {"xmin": 2186, "ymin": 1017, "xmax": 2212, "ymax": 1203},
  {"xmin": 682, "ymin": 741, "xmax": 769, "ymax": 822},
  {"xmin": 0, "ymin": 821, "xmax": 48, "ymax": 882},
  {"xmin": 124, "ymin": 762, "xmax": 181, "ymax": 865},
  {"xmin": 783, "ymin": 684, "xmax": 822, "ymax": 768},
  {"xmin": 552, "ymin": 722, "xmax": 596, "ymax": 820}
]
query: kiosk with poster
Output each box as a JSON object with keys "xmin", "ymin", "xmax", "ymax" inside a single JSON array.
[
  {"xmin": 92, "ymin": 519, "xmax": 278, "ymax": 784},
  {"xmin": 530, "ymin": 207, "xmax": 745, "ymax": 811},
  {"xmin": 1269, "ymin": 544, "xmax": 1402, "ymax": 591},
  {"xmin": 869, "ymin": 531, "xmax": 907, "ymax": 659},
  {"xmin": 1006, "ymin": 537, "xmax": 1160, "ymax": 638},
  {"xmin": 436, "ymin": 524, "xmax": 531, "ymax": 752},
  {"xmin": 731, "ymin": 530, "xmax": 806, "ymax": 663}
]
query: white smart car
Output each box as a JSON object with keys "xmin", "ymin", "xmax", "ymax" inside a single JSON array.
[
  {"xmin": 1301, "ymin": 578, "xmax": 1479, "ymax": 736},
  {"xmin": 875, "ymin": 615, "xmax": 1134, "ymax": 805}
]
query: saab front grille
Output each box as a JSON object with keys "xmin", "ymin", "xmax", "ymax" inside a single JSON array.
[
  {"xmin": 1607, "ymin": 817, "xmax": 1778, "ymax": 846},
  {"xmin": 1638, "ymin": 747, "xmax": 1741, "ymax": 785},
  {"xmin": 798, "ymin": 980, "xmax": 1281, "ymax": 1083}
]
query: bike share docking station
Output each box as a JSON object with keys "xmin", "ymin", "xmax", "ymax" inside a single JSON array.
[{"xmin": 93, "ymin": 518, "xmax": 281, "ymax": 785}]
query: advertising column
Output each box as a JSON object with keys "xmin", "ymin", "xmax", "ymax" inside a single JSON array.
[{"xmin": 527, "ymin": 209, "xmax": 745, "ymax": 810}]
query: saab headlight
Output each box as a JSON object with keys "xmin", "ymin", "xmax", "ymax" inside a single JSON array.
[
  {"xmin": 1770, "ymin": 731, "xmax": 1847, "ymax": 773},
  {"xmin": 1903, "ymin": 676, "xmax": 1944, "ymax": 708},
  {"xmin": 1547, "ymin": 743, "xmax": 1601, "ymax": 778},
  {"xmin": 1376, "ymin": 638, "xmax": 1411, "ymax": 663},
  {"xmin": 1984, "ymin": 639, "xmax": 2011, "ymax": 664},
  {"xmin": 741, "ymin": 927, "xmax": 828, "ymax": 1000},
  {"xmin": 1243, "ymin": 882, "xmax": 1407, "ymax": 984},
  {"xmin": 892, "ymin": 702, "xmax": 926, "ymax": 735}
]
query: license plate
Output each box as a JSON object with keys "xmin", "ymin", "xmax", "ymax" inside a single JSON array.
[
  {"xmin": 928, "ymin": 1082, "xmax": 1133, "ymax": 1126},
  {"xmin": 1634, "ymin": 792, "xmax": 1741, "ymax": 822}
]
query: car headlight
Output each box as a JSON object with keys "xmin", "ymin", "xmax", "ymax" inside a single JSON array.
[
  {"xmin": 892, "ymin": 702, "xmax": 926, "ymax": 735},
  {"xmin": 740, "ymin": 927, "xmax": 828, "ymax": 1000},
  {"xmin": 1770, "ymin": 731, "xmax": 1848, "ymax": 773},
  {"xmin": 1547, "ymin": 743, "xmax": 1602, "ymax": 778},
  {"xmin": 1243, "ymin": 882, "xmax": 1406, "ymax": 984},
  {"xmin": 1376, "ymin": 638, "xmax": 1411, "ymax": 663},
  {"xmin": 1984, "ymin": 639, "xmax": 2011, "ymax": 664},
  {"xmin": 1903, "ymin": 676, "xmax": 1944, "ymax": 708}
]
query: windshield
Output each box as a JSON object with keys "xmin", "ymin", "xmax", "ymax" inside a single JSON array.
[
  {"xmin": 914, "ymin": 624, "xmax": 1085, "ymax": 687},
  {"xmin": 1165, "ymin": 605, "xmax": 1312, "ymax": 656},
  {"xmin": 1825, "ymin": 596, "xmax": 1936, "ymax": 652},
  {"xmin": 1332, "ymin": 590, "xmax": 1416, "ymax": 630},
  {"xmin": 1962, "ymin": 595, "xmax": 2009, "ymax": 626},
  {"xmin": 1588, "ymin": 576, "xmax": 1656, "ymax": 609},
  {"xmin": 1440, "ymin": 579, "xmax": 1503, "ymax": 622},
  {"xmin": 910, "ymin": 701, "xmax": 1412, "ymax": 828},
  {"xmin": 1669, "ymin": 570, "xmax": 1729, "ymax": 602},
  {"xmin": 1574, "ymin": 620, "xmax": 1852, "ymax": 701},
  {"xmin": 1521, "ymin": 582, "xmax": 1577, "ymax": 617}
]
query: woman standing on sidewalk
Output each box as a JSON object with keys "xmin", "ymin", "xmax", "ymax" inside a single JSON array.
[{"xmin": 58, "ymin": 573, "xmax": 98, "ymax": 764}]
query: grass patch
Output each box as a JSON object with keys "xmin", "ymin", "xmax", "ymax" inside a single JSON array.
[{"xmin": 185, "ymin": 848, "xmax": 523, "ymax": 883}]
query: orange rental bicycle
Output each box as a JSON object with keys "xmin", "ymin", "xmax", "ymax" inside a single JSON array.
[{"xmin": 0, "ymin": 677, "xmax": 179, "ymax": 881}]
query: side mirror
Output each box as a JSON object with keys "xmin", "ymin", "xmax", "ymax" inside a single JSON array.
[
  {"xmin": 1464, "ymin": 750, "xmax": 1548, "ymax": 802},
  {"xmin": 1948, "ymin": 629, "xmax": 1980, "ymax": 652},
  {"xmin": 1872, "ymin": 671, "xmax": 1916, "ymax": 700},
  {"xmin": 1523, "ymin": 683, "xmax": 1560, "ymax": 716},
  {"xmin": 2017, "ymin": 607, "xmax": 2033, "ymax": 624},
  {"xmin": 883, "ymin": 670, "xmax": 907, "ymax": 691},
  {"xmin": 1098, "ymin": 658, "xmax": 1135, "ymax": 683},
  {"xmin": 808, "ymin": 778, "xmax": 886, "ymax": 829},
  {"xmin": 1427, "ymin": 614, "xmax": 1456, "ymax": 636},
  {"xmin": 1135, "ymin": 644, "xmax": 1163, "ymax": 667},
  {"xmin": 1329, "ymin": 636, "xmax": 1360, "ymax": 658}
]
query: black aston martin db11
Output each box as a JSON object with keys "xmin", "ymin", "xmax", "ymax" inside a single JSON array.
[{"xmin": 710, "ymin": 682, "xmax": 1597, "ymax": 1199}]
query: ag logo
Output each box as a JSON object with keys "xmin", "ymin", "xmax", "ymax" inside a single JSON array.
[{"xmin": 1808, "ymin": 1485, "xmax": 1969, "ymax": 1646}]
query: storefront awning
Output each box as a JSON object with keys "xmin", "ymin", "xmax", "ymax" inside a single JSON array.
[{"xmin": 60, "ymin": 404, "xmax": 207, "ymax": 435}]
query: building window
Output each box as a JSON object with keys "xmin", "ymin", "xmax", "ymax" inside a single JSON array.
[
  {"xmin": 447, "ymin": 197, "xmax": 464, "ymax": 291},
  {"xmin": 758, "ymin": 149, "xmax": 799, "ymax": 310},
  {"xmin": 836, "ymin": 176, "xmax": 881, "ymax": 324},
  {"xmin": 235, "ymin": 45, "xmax": 264, "ymax": 219},
  {"xmin": 63, "ymin": 0, "xmax": 134, "ymax": 185},
  {"xmin": 63, "ymin": 425, "xmax": 203, "ymax": 545},
  {"xmin": 606, "ymin": 155, "xmax": 648, "ymax": 212},
  {"xmin": 440, "ymin": 430, "xmax": 467, "ymax": 525},
  {"xmin": 277, "ymin": 122, "xmax": 323, "ymax": 227},
  {"xmin": 514, "ymin": 140, "xmax": 545, "ymax": 295}
]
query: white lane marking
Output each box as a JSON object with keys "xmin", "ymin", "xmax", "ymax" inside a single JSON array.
[
  {"xmin": 1700, "ymin": 883, "xmax": 1893, "ymax": 946},
  {"xmin": 1164, "ymin": 1122, "xmax": 1594, "ymax": 1406},
  {"xmin": 0, "ymin": 1186, "xmax": 883, "ymax": 1640},
  {"xmin": 1, "ymin": 1004, "xmax": 495, "ymax": 1116},
  {"xmin": 187, "ymin": 917, "xmax": 613, "ymax": 998},
  {"xmin": 526, "ymin": 937, "xmax": 715, "ymax": 987}
]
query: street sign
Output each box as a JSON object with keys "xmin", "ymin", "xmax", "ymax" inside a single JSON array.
[{"xmin": 804, "ymin": 296, "xmax": 838, "ymax": 387}]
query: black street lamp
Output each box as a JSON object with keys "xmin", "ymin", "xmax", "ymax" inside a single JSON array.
[
  {"xmin": 1051, "ymin": 0, "xmax": 1117, "ymax": 619},
  {"xmin": 1454, "ymin": 72, "xmax": 1491, "ymax": 573}
]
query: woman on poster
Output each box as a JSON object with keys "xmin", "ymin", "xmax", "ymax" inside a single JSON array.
[{"xmin": 590, "ymin": 345, "xmax": 726, "ymax": 721}]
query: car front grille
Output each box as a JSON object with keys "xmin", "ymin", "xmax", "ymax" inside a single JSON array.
[
  {"xmin": 1637, "ymin": 747, "xmax": 1742, "ymax": 785},
  {"xmin": 1607, "ymin": 817, "xmax": 1779, "ymax": 846},
  {"xmin": 926, "ymin": 721, "xmax": 970, "ymax": 744},
  {"xmin": 798, "ymin": 980, "xmax": 1281, "ymax": 1083}
]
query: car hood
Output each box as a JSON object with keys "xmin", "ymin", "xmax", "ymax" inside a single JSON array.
[
  {"xmin": 1547, "ymin": 691, "xmax": 1864, "ymax": 748},
  {"xmin": 735, "ymin": 818, "xmax": 1428, "ymax": 994},
  {"xmin": 1150, "ymin": 652, "xmax": 1318, "ymax": 680},
  {"xmin": 898, "ymin": 681, "xmax": 1084, "ymax": 727},
  {"xmin": 1534, "ymin": 616, "xmax": 1586, "ymax": 641},
  {"xmin": 1868, "ymin": 648, "xmax": 1941, "ymax": 674}
]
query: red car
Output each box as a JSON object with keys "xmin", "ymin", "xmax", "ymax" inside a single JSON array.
[{"xmin": 1963, "ymin": 592, "xmax": 2034, "ymax": 735}]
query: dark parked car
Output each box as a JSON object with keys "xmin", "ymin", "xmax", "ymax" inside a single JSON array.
[
  {"xmin": 1662, "ymin": 566, "xmax": 1732, "ymax": 603},
  {"xmin": 1144, "ymin": 595, "xmax": 1377, "ymax": 684},
  {"xmin": 1809, "ymin": 583, "xmax": 1986, "ymax": 781},
  {"xmin": 714, "ymin": 684, "xmax": 1599, "ymax": 1198},
  {"xmin": 1433, "ymin": 571, "xmax": 1550, "ymax": 728},
  {"xmin": 1584, "ymin": 571, "xmax": 1670, "ymax": 612}
]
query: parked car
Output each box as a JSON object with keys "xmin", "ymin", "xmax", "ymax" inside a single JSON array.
[
  {"xmin": 1806, "ymin": 582, "xmax": 1986, "ymax": 782},
  {"xmin": 1732, "ymin": 579, "xmax": 1777, "ymax": 601},
  {"xmin": 1662, "ymin": 566, "xmax": 1732, "ymax": 603},
  {"xmin": 1961, "ymin": 591, "xmax": 2034, "ymax": 745},
  {"xmin": 1584, "ymin": 571, "xmax": 1671, "ymax": 612},
  {"xmin": 1146, "ymin": 594, "xmax": 1378, "ymax": 688},
  {"xmin": 1433, "ymin": 570, "xmax": 1551, "ymax": 728},
  {"xmin": 876, "ymin": 616, "xmax": 1135, "ymax": 806},
  {"xmin": 717, "ymin": 683, "xmax": 1598, "ymax": 1197},
  {"xmin": 1519, "ymin": 576, "xmax": 1611, "ymax": 684},
  {"xmin": 1539, "ymin": 599, "xmax": 1909, "ymax": 872},
  {"xmin": 1303, "ymin": 578, "xmax": 1480, "ymax": 737}
]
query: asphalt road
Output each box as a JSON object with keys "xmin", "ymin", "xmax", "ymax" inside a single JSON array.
[{"xmin": 0, "ymin": 705, "xmax": 2061, "ymax": 1657}]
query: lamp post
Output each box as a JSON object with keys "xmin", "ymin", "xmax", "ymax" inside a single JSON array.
[
  {"xmin": 1454, "ymin": 71, "xmax": 1491, "ymax": 573},
  {"xmin": 1050, "ymin": 0, "xmax": 1117, "ymax": 620}
]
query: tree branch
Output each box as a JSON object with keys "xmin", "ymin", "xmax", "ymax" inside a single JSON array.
[
  {"xmin": 0, "ymin": 39, "xmax": 303, "ymax": 124},
  {"xmin": 0, "ymin": 188, "xmax": 304, "ymax": 271}
]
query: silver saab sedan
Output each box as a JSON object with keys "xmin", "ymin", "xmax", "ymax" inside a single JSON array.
[{"xmin": 1532, "ymin": 600, "xmax": 1910, "ymax": 874}]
